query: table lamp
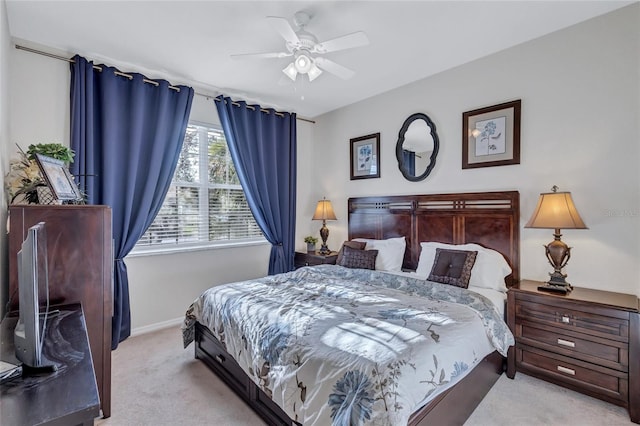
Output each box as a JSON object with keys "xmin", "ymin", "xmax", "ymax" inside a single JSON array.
[
  {"xmin": 312, "ymin": 198, "xmax": 337, "ymax": 255},
  {"xmin": 525, "ymin": 186, "xmax": 587, "ymax": 294}
]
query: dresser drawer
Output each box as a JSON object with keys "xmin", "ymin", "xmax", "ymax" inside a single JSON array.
[
  {"xmin": 518, "ymin": 322, "xmax": 628, "ymax": 371},
  {"xmin": 515, "ymin": 295, "xmax": 629, "ymax": 342},
  {"xmin": 517, "ymin": 347, "xmax": 628, "ymax": 404}
]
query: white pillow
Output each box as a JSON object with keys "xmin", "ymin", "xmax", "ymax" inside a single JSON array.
[
  {"xmin": 416, "ymin": 242, "xmax": 511, "ymax": 292},
  {"xmin": 353, "ymin": 237, "xmax": 406, "ymax": 272}
]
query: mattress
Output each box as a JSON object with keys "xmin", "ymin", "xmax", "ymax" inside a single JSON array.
[{"xmin": 183, "ymin": 265, "xmax": 514, "ymax": 425}]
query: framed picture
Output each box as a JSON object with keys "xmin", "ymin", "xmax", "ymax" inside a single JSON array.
[
  {"xmin": 350, "ymin": 133, "xmax": 380, "ymax": 180},
  {"xmin": 35, "ymin": 154, "xmax": 82, "ymax": 201},
  {"xmin": 462, "ymin": 99, "xmax": 521, "ymax": 169}
]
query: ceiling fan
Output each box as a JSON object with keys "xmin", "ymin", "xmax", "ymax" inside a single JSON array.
[{"xmin": 231, "ymin": 11, "xmax": 369, "ymax": 82}]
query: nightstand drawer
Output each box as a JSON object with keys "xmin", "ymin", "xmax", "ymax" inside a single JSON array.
[
  {"xmin": 515, "ymin": 296, "xmax": 629, "ymax": 342},
  {"xmin": 294, "ymin": 251, "xmax": 338, "ymax": 269},
  {"xmin": 518, "ymin": 323, "xmax": 628, "ymax": 371},
  {"xmin": 518, "ymin": 347, "xmax": 628, "ymax": 403},
  {"xmin": 299, "ymin": 256, "xmax": 325, "ymax": 266}
]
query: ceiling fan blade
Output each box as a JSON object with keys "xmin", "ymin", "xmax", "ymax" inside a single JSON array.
[
  {"xmin": 266, "ymin": 16, "xmax": 300, "ymax": 46},
  {"xmin": 230, "ymin": 51, "xmax": 292, "ymax": 60},
  {"xmin": 313, "ymin": 31, "xmax": 369, "ymax": 54},
  {"xmin": 315, "ymin": 57, "xmax": 355, "ymax": 80}
]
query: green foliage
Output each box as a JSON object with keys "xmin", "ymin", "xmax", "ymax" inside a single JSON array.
[
  {"xmin": 26, "ymin": 143, "xmax": 75, "ymax": 164},
  {"xmin": 304, "ymin": 236, "xmax": 318, "ymax": 244}
]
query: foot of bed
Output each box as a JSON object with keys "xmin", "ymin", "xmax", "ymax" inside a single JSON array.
[{"xmin": 408, "ymin": 351, "xmax": 504, "ymax": 426}]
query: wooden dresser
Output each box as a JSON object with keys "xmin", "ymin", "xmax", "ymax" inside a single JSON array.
[
  {"xmin": 507, "ymin": 280, "xmax": 639, "ymax": 423},
  {"xmin": 8, "ymin": 205, "xmax": 113, "ymax": 418}
]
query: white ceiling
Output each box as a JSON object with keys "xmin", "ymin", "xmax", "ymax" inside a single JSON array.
[{"xmin": 5, "ymin": 1, "xmax": 633, "ymax": 118}]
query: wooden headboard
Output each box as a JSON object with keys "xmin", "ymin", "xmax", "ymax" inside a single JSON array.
[{"xmin": 348, "ymin": 191, "xmax": 520, "ymax": 287}]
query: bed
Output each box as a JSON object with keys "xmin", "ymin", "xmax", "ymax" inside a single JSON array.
[{"xmin": 183, "ymin": 190, "xmax": 520, "ymax": 425}]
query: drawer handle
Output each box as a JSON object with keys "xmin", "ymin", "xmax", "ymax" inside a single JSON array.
[
  {"xmin": 557, "ymin": 365, "xmax": 575, "ymax": 376},
  {"xmin": 561, "ymin": 315, "xmax": 571, "ymax": 324},
  {"xmin": 557, "ymin": 338, "xmax": 576, "ymax": 348},
  {"xmin": 215, "ymin": 354, "xmax": 225, "ymax": 364}
]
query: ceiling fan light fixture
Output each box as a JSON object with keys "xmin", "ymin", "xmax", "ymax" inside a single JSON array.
[
  {"xmin": 294, "ymin": 52, "xmax": 312, "ymax": 73},
  {"xmin": 283, "ymin": 62, "xmax": 298, "ymax": 81},
  {"xmin": 307, "ymin": 63, "xmax": 323, "ymax": 81},
  {"xmin": 234, "ymin": 13, "xmax": 369, "ymax": 84}
]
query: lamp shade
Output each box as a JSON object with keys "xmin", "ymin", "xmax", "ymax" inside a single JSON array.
[
  {"xmin": 312, "ymin": 199, "xmax": 337, "ymax": 221},
  {"xmin": 525, "ymin": 191, "xmax": 587, "ymax": 229}
]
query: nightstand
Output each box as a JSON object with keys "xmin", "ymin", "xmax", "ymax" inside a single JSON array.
[
  {"xmin": 507, "ymin": 280, "xmax": 639, "ymax": 423},
  {"xmin": 294, "ymin": 251, "xmax": 338, "ymax": 269}
]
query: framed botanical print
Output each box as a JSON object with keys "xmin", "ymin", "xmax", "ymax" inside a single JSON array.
[
  {"xmin": 350, "ymin": 133, "xmax": 380, "ymax": 180},
  {"xmin": 462, "ymin": 100, "xmax": 521, "ymax": 169}
]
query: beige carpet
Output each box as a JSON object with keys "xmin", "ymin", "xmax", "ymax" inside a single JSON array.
[{"xmin": 96, "ymin": 325, "xmax": 633, "ymax": 426}]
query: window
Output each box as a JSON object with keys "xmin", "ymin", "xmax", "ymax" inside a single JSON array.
[{"xmin": 135, "ymin": 123, "xmax": 262, "ymax": 251}]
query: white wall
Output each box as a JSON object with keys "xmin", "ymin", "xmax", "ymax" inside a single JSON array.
[
  {"xmin": 126, "ymin": 243, "xmax": 271, "ymax": 333},
  {"xmin": 9, "ymin": 44, "xmax": 69, "ymax": 149},
  {"xmin": 0, "ymin": 0, "xmax": 11, "ymax": 316},
  {"xmin": 309, "ymin": 4, "xmax": 640, "ymax": 296}
]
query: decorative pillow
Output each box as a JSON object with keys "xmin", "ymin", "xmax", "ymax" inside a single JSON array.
[
  {"xmin": 336, "ymin": 240, "xmax": 367, "ymax": 265},
  {"xmin": 353, "ymin": 236, "xmax": 406, "ymax": 272},
  {"xmin": 338, "ymin": 245, "xmax": 378, "ymax": 270},
  {"xmin": 428, "ymin": 248, "xmax": 478, "ymax": 288},
  {"xmin": 416, "ymin": 242, "xmax": 512, "ymax": 292}
]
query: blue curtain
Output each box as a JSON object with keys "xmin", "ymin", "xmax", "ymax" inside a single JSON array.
[
  {"xmin": 215, "ymin": 96, "xmax": 297, "ymax": 274},
  {"xmin": 402, "ymin": 149, "xmax": 416, "ymax": 176},
  {"xmin": 70, "ymin": 55, "xmax": 194, "ymax": 349}
]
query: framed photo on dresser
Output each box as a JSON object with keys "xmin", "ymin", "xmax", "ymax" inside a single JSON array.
[{"xmin": 35, "ymin": 154, "xmax": 83, "ymax": 201}]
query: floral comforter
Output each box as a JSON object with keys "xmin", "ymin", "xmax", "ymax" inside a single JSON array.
[{"xmin": 183, "ymin": 265, "xmax": 514, "ymax": 426}]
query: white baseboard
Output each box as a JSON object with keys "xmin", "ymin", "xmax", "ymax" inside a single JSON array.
[{"xmin": 130, "ymin": 317, "xmax": 183, "ymax": 337}]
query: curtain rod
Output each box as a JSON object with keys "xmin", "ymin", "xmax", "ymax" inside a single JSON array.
[
  {"xmin": 16, "ymin": 44, "xmax": 182, "ymax": 91},
  {"xmin": 15, "ymin": 44, "xmax": 315, "ymax": 124}
]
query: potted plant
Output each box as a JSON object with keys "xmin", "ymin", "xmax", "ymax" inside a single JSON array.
[
  {"xmin": 304, "ymin": 235, "xmax": 318, "ymax": 253},
  {"xmin": 26, "ymin": 143, "xmax": 75, "ymax": 164}
]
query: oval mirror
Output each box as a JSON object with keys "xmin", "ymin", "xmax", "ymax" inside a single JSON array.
[{"xmin": 395, "ymin": 113, "xmax": 439, "ymax": 182}]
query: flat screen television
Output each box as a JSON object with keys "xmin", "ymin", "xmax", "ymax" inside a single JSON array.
[{"xmin": 13, "ymin": 221, "xmax": 56, "ymax": 373}]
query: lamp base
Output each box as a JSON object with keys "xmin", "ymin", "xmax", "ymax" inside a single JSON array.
[
  {"xmin": 539, "ymin": 230, "xmax": 573, "ymax": 294},
  {"xmin": 318, "ymin": 221, "xmax": 330, "ymax": 255}
]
